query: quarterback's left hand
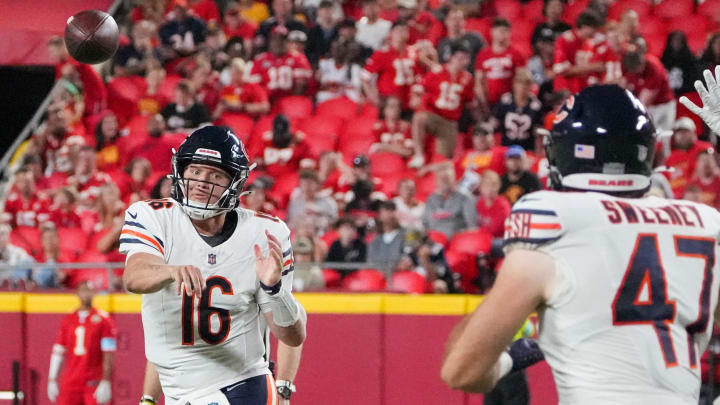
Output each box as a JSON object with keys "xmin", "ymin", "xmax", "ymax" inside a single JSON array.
[
  {"xmin": 93, "ymin": 380, "xmax": 111, "ymax": 404},
  {"xmin": 254, "ymin": 230, "xmax": 283, "ymax": 287},
  {"xmin": 680, "ymin": 66, "xmax": 720, "ymax": 135}
]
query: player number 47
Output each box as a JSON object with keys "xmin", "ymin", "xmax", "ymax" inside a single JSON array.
[{"xmin": 612, "ymin": 234, "xmax": 715, "ymax": 368}]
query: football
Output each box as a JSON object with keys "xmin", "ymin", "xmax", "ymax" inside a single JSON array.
[{"xmin": 64, "ymin": 10, "xmax": 119, "ymax": 65}]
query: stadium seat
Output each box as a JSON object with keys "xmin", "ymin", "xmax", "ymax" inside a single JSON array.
[
  {"xmin": 644, "ymin": 32, "xmax": 668, "ymax": 57},
  {"xmin": 494, "ymin": 0, "xmax": 522, "ymax": 21},
  {"xmin": 107, "ymin": 76, "xmax": 144, "ymax": 102},
  {"xmin": 57, "ymin": 227, "xmax": 89, "ymax": 260},
  {"xmin": 297, "ymin": 114, "xmax": 342, "ymax": 155},
  {"xmin": 464, "ymin": 17, "xmax": 492, "ymax": 39},
  {"xmin": 412, "ymin": 170, "xmax": 436, "ymax": 201},
  {"xmin": 9, "ymin": 226, "xmax": 41, "ymax": 258},
  {"xmin": 341, "ymin": 269, "xmax": 386, "ymax": 291},
  {"xmin": 276, "ymin": 95, "xmax": 314, "ymax": 122},
  {"xmin": 698, "ymin": 0, "xmax": 720, "ymax": 20},
  {"xmin": 315, "ymin": 97, "xmax": 358, "ymax": 121},
  {"xmin": 563, "ymin": 0, "xmax": 590, "ymax": 24},
  {"xmin": 320, "ymin": 229, "xmax": 339, "ymax": 247},
  {"xmin": 444, "ymin": 249, "xmax": 477, "ymax": 292},
  {"xmin": 159, "ymin": 74, "xmax": 182, "ymax": 102},
  {"xmin": 523, "ymin": 0, "xmax": 545, "ymax": 22},
  {"xmin": 426, "ymin": 230, "xmax": 449, "ymax": 247},
  {"xmin": 390, "ymin": 271, "xmax": 429, "ymax": 294},
  {"xmin": 637, "ymin": 16, "xmax": 666, "ymax": 39},
  {"xmin": 322, "ymin": 269, "xmax": 343, "ymax": 288},
  {"xmin": 164, "ymin": 133, "xmax": 188, "ymax": 150},
  {"xmin": 687, "ymin": 31, "xmax": 708, "ymax": 55},
  {"xmin": 338, "ymin": 118, "xmax": 376, "ymax": 163},
  {"xmin": 219, "ymin": 113, "xmax": 255, "ymax": 142},
  {"xmin": 369, "ymin": 152, "xmax": 407, "ymax": 178},
  {"xmin": 607, "ymin": 0, "xmax": 651, "ymax": 21},
  {"xmin": 448, "ymin": 229, "xmax": 492, "ymax": 256},
  {"xmin": 68, "ymin": 251, "xmax": 111, "ymax": 290},
  {"xmin": 654, "ymin": 0, "xmax": 694, "ymax": 20},
  {"xmin": 666, "ymin": 15, "xmax": 710, "ymax": 38}
]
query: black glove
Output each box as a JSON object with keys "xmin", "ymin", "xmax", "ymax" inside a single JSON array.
[{"xmin": 508, "ymin": 338, "xmax": 544, "ymax": 373}]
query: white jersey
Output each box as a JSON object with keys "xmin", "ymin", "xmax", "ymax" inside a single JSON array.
[
  {"xmin": 504, "ymin": 191, "xmax": 720, "ymax": 405},
  {"xmin": 119, "ymin": 199, "xmax": 294, "ymax": 403}
]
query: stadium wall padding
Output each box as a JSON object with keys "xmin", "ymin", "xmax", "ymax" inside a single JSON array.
[{"xmin": 0, "ymin": 293, "xmax": 558, "ymax": 405}]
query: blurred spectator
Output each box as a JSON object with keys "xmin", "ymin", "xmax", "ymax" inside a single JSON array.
[
  {"xmin": 188, "ymin": 0, "xmax": 221, "ymax": 25},
  {"xmin": 95, "ymin": 113, "xmax": 127, "ymax": 173},
  {"xmin": 293, "ymin": 216, "xmax": 328, "ymax": 262},
  {"xmin": 409, "ymin": 44, "xmax": 475, "ymax": 167},
  {"xmin": 250, "ymin": 114, "xmax": 316, "ymax": 180},
  {"xmin": 661, "ymin": 31, "xmax": 702, "ymax": 97},
  {"xmin": 113, "ymin": 20, "xmax": 159, "ymax": 77},
  {"xmin": 499, "ymin": 145, "xmax": 541, "ymax": 205},
  {"xmin": 368, "ymin": 200, "xmax": 406, "ymax": 270},
  {"xmin": 290, "ymin": 236, "xmax": 326, "ymax": 291},
  {"xmin": 223, "ymin": 2, "xmax": 257, "ymax": 55},
  {"xmin": 617, "ymin": 9, "xmax": 641, "ymax": 50},
  {"xmin": 160, "ymin": 80, "xmax": 212, "ymax": 131},
  {"xmin": 35, "ymin": 224, "xmax": 69, "ymax": 288},
  {"xmin": 51, "ymin": 81, "xmax": 86, "ymax": 134},
  {"xmin": 553, "ymin": 11, "xmax": 603, "ymax": 94},
  {"xmin": 287, "ymin": 170, "xmax": 339, "ymax": 232},
  {"xmin": 138, "ymin": 63, "xmax": 170, "ymax": 115},
  {"xmin": 158, "ymin": 1, "xmax": 208, "ymax": 60},
  {"xmin": 362, "ymin": 21, "xmax": 420, "ymax": 108},
  {"xmin": 528, "ymin": 28, "xmax": 556, "ymax": 106},
  {"xmin": 437, "ymin": 7, "xmax": 485, "ymax": 71},
  {"xmin": 369, "ymin": 96, "xmax": 413, "ymax": 157},
  {"xmin": 683, "ymin": 183, "xmax": 703, "ymax": 203},
  {"xmin": 689, "ymin": 151, "xmax": 720, "ymax": 209},
  {"xmin": 241, "ymin": 180, "xmax": 279, "ymax": 216},
  {"xmin": 325, "ymin": 216, "xmax": 367, "ymax": 270},
  {"xmin": 475, "ymin": 18, "xmax": 526, "ymax": 111},
  {"xmin": 47, "ymin": 188, "xmax": 82, "ymax": 230},
  {"xmin": 475, "ymin": 170, "xmax": 510, "ymax": 239},
  {"xmin": 130, "ymin": 0, "xmax": 166, "ymax": 26},
  {"xmin": 492, "ymin": 68, "xmax": 543, "ymax": 152},
  {"xmin": 355, "ymin": 0, "xmax": 392, "ymax": 51},
  {"xmin": 623, "ymin": 50, "xmax": 675, "ymax": 133},
  {"xmin": 337, "ymin": 19, "xmax": 373, "ymax": 62},
  {"xmin": 288, "ymin": 30, "xmax": 308, "ymax": 54},
  {"xmin": 66, "ymin": 146, "xmax": 113, "ymax": 206},
  {"xmin": 190, "ymin": 59, "xmax": 222, "ymax": 113},
  {"xmin": 48, "ymin": 36, "xmax": 107, "ymax": 116},
  {"xmin": 398, "ymin": 231, "xmax": 459, "ymax": 293},
  {"xmin": 249, "ymin": 26, "xmax": 312, "ymax": 101},
  {"xmin": 4, "ymin": 166, "xmax": 50, "ymax": 228},
  {"xmin": 149, "ymin": 175, "xmax": 173, "ymax": 199},
  {"xmin": 332, "ymin": 154, "xmax": 387, "ymax": 205},
  {"xmin": 0, "ymin": 223, "xmax": 35, "ymax": 286},
  {"xmin": 255, "ymin": 0, "xmax": 308, "ymax": 52},
  {"xmin": 92, "ymin": 184, "xmax": 125, "ymax": 255},
  {"xmin": 316, "ymin": 39, "xmax": 365, "ymax": 103},
  {"xmin": 345, "ymin": 179, "xmax": 379, "ymax": 215},
  {"xmin": 531, "ymin": 0, "xmax": 570, "ymax": 46},
  {"xmin": 422, "ymin": 164, "xmax": 477, "ymax": 239},
  {"xmin": 117, "ymin": 158, "xmax": 153, "ymax": 205},
  {"xmin": 700, "ymin": 33, "xmax": 720, "ymax": 71},
  {"xmin": 19, "ymin": 155, "xmax": 52, "ymax": 193},
  {"xmin": 306, "ymin": 1, "xmax": 339, "ymax": 65},
  {"xmin": 217, "ymin": 58, "xmax": 270, "ymax": 119},
  {"xmin": 457, "ymin": 122, "xmax": 507, "ymax": 182},
  {"xmin": 393, "ymin": 178, "xmax": 424, "ymax": 231},
  {"xmin": 664, "ymin": 117, "xmax": 714, "ymax": 199},
  {"xmin": 129, "ymin": 114, "xmax": 174, "ymax": 173}
]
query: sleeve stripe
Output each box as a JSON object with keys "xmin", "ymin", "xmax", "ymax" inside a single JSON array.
[
  {"xmin": 119, "ymin": 238, "xmax": 163, "ymax": 254},
  {"xmin": 511, "ymin": 209, "xmax": 558, "ymax": 216},
  {"xmin": 503, "ymin": 236, "xmax": 562, "ymax": 246},
  {"xmin": 283, "ymin": 259, "xmax": 293, "ymax": 267},
  {"xmin": 120, "ymin": 230, "xmax": 164, "ymax": 254},
  {"xmin": 282, "ymin": 265, "xmax": 294, "ymax": 276},
  {"xmin": 122, "ymin": 225, "xmax": 165, "ymax": 248},
  {"xmin": 282, "ymin": 248, "xmax": 292, "ymax": 258},
  {"xmin": 124, "ymin": 220, "xmax": 147, "ymax": 230}
]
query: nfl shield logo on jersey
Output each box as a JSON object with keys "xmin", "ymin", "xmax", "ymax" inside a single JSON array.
[{"xmin": 208, "ymin": 253, "xmax": 216, "ymax": 265}]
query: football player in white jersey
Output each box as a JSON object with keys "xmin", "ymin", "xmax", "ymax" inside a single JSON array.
[
  {"xmin": 121, "ymin": 126, "xmax": 306, "ymax": 405},
  {"xmin": 442, "ymin": 84, "xmax": 720, "ymax": 405}
]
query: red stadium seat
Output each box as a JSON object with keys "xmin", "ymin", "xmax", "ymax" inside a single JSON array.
[
  {"xmin": 698, "ymin": 0, "xmax": 720, "ymax": 20},
  {"xmin": 320, "ymin": 229, "xmax": 339, "ymax": 247},
  {"xmin": 9, "ymin": 226, "xmax": 41, "ymax": 258},
  {"xmin": 563, "ymin": 0, "xmax": 590, "ymax": 24},
  {"xmin": 495, "ymin": 0, "xmax": 522, "ymax": 21},
  {"xmin": 644, "ymin": 32, "xmax": 668, "ymax": 57},
  {"xmin": 219, "ymin": 113, "xmax": 255, "ymax": 142},
  {"xmin": 322, "ymin": 269, "xmax": 343, "ymax": 288},
  {"xmin": 444, "ymin": 249, "xmax": 477, "ymax": 292},
  {"xmin": 523, "ymin": 0, "xmax": 545, "ymax": 22},
  {"xmin": 666, "ymin": 15, "xmax": 710, "ymax": 38},
  {"xmin": 369, "ymin": 152, "xmax": 407, "ymax": 178},
  {"xmin": 338, "ymin": 118, "xmax": 376, "ymax": 163},
  {"xmin": 426, "ymin": 230, "xmax": 449, "ymax": 247},
  {"xmin": 341, "ymin": 269, "xmax": 386, "ymax": 291},
  {"xmin": 68, "ymin": 251, "xmax": 111, "ymax": 290},
  {"xmin": 276, "ymin": 95, "xmax": 314, "ymax": 122},
  {"xmin": 159, "ymin": 74, "xmax": 182, "ymax": 101},
  {"xmin": 607, "ymin": 0, "xmax": 651, "ymax": 21},
  {"xmin": 465, "ymin": 17, "xmax": 492, "ymax": 39},
  {"xmin": 654, "ymin": 0, "xmax": 694, "ymax": 20},
  {"xmin": 448, "ymin": 229, "xmax": 492, "ymax": 256},
  {"xmin": 164, "ymin": 133, "xmax": 188, "ymax": 150},
  {"xmin": 108, "ymin": 76, "xmax": 145, "ymax": 102},
  {"xmin": 687, "ymin": 31, "xmax": 708, "ymax": 56},
  {"xmin": 390, "ymin": 271, "xmax": 429, "ymax": 294},
  {"xmin": 636, "ymin": 16, "xmax": 666, "ymax": 39},
  {"xmin": 57, "ymin": 227, "xmax": 89, "ymax": 260},
  {"xmin": 315, "ymin": 97, "xmax": 358, "ymax": 121},
  {"xmin": 299, "ymin": 114, "xmax": 343, "ymax": 140}
]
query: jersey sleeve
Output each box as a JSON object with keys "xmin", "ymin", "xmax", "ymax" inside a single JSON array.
[
  {"xmin": 118, "ymin": 200, "xmax": 167, "ymax": 260},
  {"xmin": 99, "ymin": 312, "xmax": 118, "ymax": 352},
  {"xmin": 502, "ymin": 191, "xmax": 566, "ymax": 253},
  {"xmin": 256, "ymin": 219, "xmax": 295, "ymax": 312},
  {"xmin": 362, "ymin": 50, "xmax": 384, "ymax": 78},
  {"xmin": 55, "ymin": 317, "xmax": 69, "ymax": 348},
  {"xmin": 292, "ymin": 53, "xmax": 312, "ymax": 79}
]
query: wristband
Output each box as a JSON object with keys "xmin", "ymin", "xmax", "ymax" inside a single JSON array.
[
  {"xmin": 139, "ymin": 395, "xmax": 156, "ymax": 405},
  {"xmin": 260, "ymin": 280, "xmax": 282, "ymax": 295}
]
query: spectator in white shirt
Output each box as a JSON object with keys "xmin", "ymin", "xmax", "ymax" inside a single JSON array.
[
  {"xmin": 356, "ymin": 0, "xmax": 392, "ymax": 51},
  {"xmin": 316, "ymin": 39, "xmax": 364, "ymax": 103},
  {"xmin": 0, "ymin": 223, "xmax": 35, "ymax": 285},
  {"xmin": 393, "ymin": 178, "xmax": 425, "ymax": 231}
]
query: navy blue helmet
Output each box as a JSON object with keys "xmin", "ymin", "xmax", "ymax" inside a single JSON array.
[
  {"xmin": 171, "ymin": 126, "xmax": 253, "ymax": 219},
  {"xmin": 547, "ymin": 84, "xmax": 656, "ymax": 195}
]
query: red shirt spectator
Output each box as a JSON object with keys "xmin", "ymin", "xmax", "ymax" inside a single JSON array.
[
  {"xmin": 664, "ymin": 135, "xmax": 713, "ymax": 198},
  {"xmin": 223, "ymin": 7, "xmax": 257, "ymax": 39},
  {"xmin": 117, "ymin": 158, "xmax": 154, "ymax": 205},
  {"xmin": 552, "ymin": 12, "xmax": 603, "ymax": 94},
  {"xmin": 456, "ymin": 126, "xmax": 507, "ymax": 178},
  {"xmin": 476, "ymin": 194, "xmax": 511, "ymax": 238},
  {"xmin": 188, "ymin": 0, "xmax": 221, "ymax": 24},
  {"xmin": 587, "ymin": 37, "xmax": 621, "ymax": 86},
  {"xmin": 688, "ymin": 151, "xmax": 720, "ymax": 209},
  {"xmin": 250, "ymin": 116, "xmax": 316, "ymax": 179},
  {"xmin": 249, "ymin": 27, "xmax": 311, "ymax": 101},
  {"xmin": 420, "ymin": 64, "xmax": 474, "ymax": 121},
  {"xmin": 623, "ymin": 53, "xmax": 674, "ymax": 107},
  {"xmin": 66, "ymin": 146, "xmax": 113, "ymax": 205},
  {"xmin": 475, "ymin": 18, "xmax": 526, "ymax": 106},
  {"xmin": 46, "ymin": 188, "xmax": 83, "ymax": 229},
  {"xmin": 53, "ymin": 306, "xmax": 116, "ymax": 390},
  {"xmin": 3, "ymin": 167, "xmax": 50, "ymax": 228},
  {"xmin": 48, "ymin": 37, "xmax": 107, "ymax": 116},
  {"xmin": 362, "ymin": 22, "xmax": 421, "ymax": 108},
  {"xmin": 128, "ymin": 115, "xmax": 175, "ymax": 173},
  {"xmin": 137, "ymin": 66, "xmax": 170, "ymax": 116},
  {"xmin": 369, "ymin": 96, "xmax": 412, "ymax": 156}
]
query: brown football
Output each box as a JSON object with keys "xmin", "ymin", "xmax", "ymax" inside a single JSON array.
[{"xmin": 64, "ymin": 10, "xmax": 119, "ymax": 64}]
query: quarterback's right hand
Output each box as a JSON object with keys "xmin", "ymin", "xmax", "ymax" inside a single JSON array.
[
  {"xmin": 47, "ymin": 380, "xmax": 59, "ymax": 402},
  {"xmin": 679, "ymin": 66, "xmax": 720, "ymax": 135},
  {"xmin": 168, "ymin": 265, "xmax": 206, "ymax": 296}
]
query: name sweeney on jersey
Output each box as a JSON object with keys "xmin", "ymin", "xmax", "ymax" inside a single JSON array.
[{"xmin": 601, "ymin": 200, "xmax": 704, "ymax": 227}]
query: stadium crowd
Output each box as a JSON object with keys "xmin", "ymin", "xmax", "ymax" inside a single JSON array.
[{"xmin": 1, "ymin": 0, "xmax": 720, "ymax": 294}]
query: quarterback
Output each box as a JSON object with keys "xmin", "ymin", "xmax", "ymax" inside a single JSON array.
[
  {"xmin": 442, "ymin": 84, "xmax": 720, "ymax": 404},
  {"xmin": 121, "ymin": 126, "xmax": 306, "ymax": 405}
]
